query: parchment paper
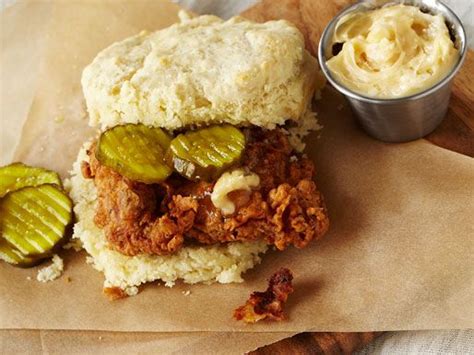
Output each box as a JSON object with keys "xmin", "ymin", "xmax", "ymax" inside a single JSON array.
[
  {"xmin": 0, "ymin": 329, "xmax": 295, "ymax": 354},
  {"xmin": 1, "ymin": 0, "xmax": 473, "ymax": 346}
]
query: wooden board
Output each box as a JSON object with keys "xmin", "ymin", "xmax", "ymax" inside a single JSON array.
[{"xmin": 241, "ymin": 0, "xmax": 474, "ymax": 353}]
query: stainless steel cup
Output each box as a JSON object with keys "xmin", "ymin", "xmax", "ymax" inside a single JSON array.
[{"xmin": 318, "ymin": 0, "xmax": 467, "ymax": 143}]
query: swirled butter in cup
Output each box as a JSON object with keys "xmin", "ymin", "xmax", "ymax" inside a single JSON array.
[
  {"xmin": 318, "ymin": 0, "xmax": 467, "ymax": 143},
  {"xmin": 325, "ymin": 4, "xmax": 459, "ymax": 99}
]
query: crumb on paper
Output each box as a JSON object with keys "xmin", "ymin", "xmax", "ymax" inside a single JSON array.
[
  {"xmin": 103, "ymin": 287, "xmax": 128, "ymax": 301},
  {"xmin": 54, "ymin": 115, "xmax": 65, "ymax": 123},
  {"xmin": 182, "ymin": 290, "xmax": 191, "ymax": 296},
  {"xmin": 36, "ymin": 255, "xmax": 64, "ymax": 283},
  {"xmin": 233, "ymin": 268, "xmax": 294, "ymax": 324},
  {"xmin": 125, "ymin": 286, "xmax": 139, "ymax": 297},
  {"xmin": 26, "ymin": 276, "xmax": 32, "ymax": 281},
  {"xmin": 66, "ymin": 276, "xmax": 72, "ymax": 283},
  {"xmin": 103, "ymin": 286, "xmax": 138, "ymax": 300},
  {"xmin": 39, "ymin": 146, "xmax": 45, "ymax": 152},
  {"xmin": 98, "ymin": 336, "xmax": 103, "ymax": 340}
]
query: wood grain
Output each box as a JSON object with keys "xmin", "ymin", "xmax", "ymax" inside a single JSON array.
[
  {"xmin": 242, "ymin": 0, "xmax": 474, "ymax": 353},
  {"xmin": 250, "ymin": 332, "xmax": 383, "ymax": 355}
]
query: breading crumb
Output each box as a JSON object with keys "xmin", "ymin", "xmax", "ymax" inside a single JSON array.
[
  {"xmin": 182, "ymin": 290, "xmax": 191, "ymax": 296},
  {"xmin": 26, "ymin": 276, "xmax": 32, "ymax": 281},
  {"xmin": 37, "ymin": 255, "xmax": 64, "ymax": 282},
  {"xmin": 234, "ymin": 268, "xmax": 294, "ymax": 323},
  {"xmin": 103, "ymin": 287, "xmax": 128, "ymax": 301}
]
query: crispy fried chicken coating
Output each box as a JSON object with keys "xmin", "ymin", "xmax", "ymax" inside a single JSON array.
[
  {"xmin": 234, "ymin": 268, "xmax": 294, "ymax": 323},
  {"xmin": 83, "ymin": 129, "xmax": 329, "ymax": 256},
  {"xmin": 184, "ymin": 129, "xmax": 329, "ymax": 250},
  {"xmin": 87, "ymin": 148, "xmax": 197, "ymax": 256}
]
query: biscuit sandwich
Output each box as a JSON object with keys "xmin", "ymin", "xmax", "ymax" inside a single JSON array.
[{"xmin": 68, "ymin": 12, "xmax": 329, "ymax": 296}]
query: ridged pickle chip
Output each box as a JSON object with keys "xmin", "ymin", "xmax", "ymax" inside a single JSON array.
[
  {"xmin": 96, "ymin": 124, "xmax": 173, "ymax": 183},
  {"xmin": 166, "ymin": 125, "xmax": 245, "ymax": 181},
  {"xmin": 0, "ymin": 184, "xmax": 73, "ymax": 257},
  {"xmin": 0, "ymin": 238, "xmax": 40, "ymax": 267},
  {"xmin": 0, "ymin": 163, "xmax": 61, "ymax": 197}
]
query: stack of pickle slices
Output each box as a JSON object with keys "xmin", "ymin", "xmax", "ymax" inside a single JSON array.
[{"xmin": 0, "ymin": 164, "xmax": 73, "ymax": 267}]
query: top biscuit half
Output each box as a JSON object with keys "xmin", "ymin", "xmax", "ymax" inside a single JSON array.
[{"xmin": 82, "ymin": 12, "xmax": 320, "ymax": 131}]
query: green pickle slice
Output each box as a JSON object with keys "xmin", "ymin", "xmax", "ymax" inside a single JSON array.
[
  {"xmin": 96, "ymin": 124, "xmax": 173, "ymax": 183},
  {"xmin": 0, "ymin": 184, "xmax": 73, "ymax": 257},
  {"xmin": 0, "ymin": 238, "xmax": 40, "ymax": 268},
  {"xmin": 166, "ymin": 125, "xmax": 245, "ymax": 181},
  {"xmin": 0, "ymin": 163, "xmax": 61, "ymax": 197}
]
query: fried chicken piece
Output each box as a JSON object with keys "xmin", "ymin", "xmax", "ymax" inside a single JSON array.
[
  {"xmin": 186, "ymin": 180, "xmax": 328, "ymax": 250},
  {"xmin": 268, "ymin": 180, "xmax": 329, "ymax": 250},
  {"xmin": 234, "ymin": 268, "xmax": 294, "ymax": 323},
  {"xmin": 185, "ymin": 191, "xmax": 269, "ymax": 244},
  {"xmin": 85, "ymin": 128, "xmax": 329, "ymax": 255},
  {"xmin": 184, "ymin": 129, "xmax": 329, "ymax": 250},
  {"xmin": 86, "ymin": 147, "xmax": 197, "ymax": 256}
]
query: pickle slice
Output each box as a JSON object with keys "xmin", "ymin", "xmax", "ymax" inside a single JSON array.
[
  {"xmin": 0, "ymin": 163, "xmax": 61, "ymax": 197},
  {"xmin": 96, "ymin": 124, "xmax": 173, "ymax": 183},
  {"xmin": 0, "ymin": 238, "xmax": 40, "ymax": 267},
  {"xmin": 166, "ymin": 125, "xmax": 245, "ymax": 181},
  {"xmin": 0, "ymin": 184, "xmax": 73, "ymax": 256}
]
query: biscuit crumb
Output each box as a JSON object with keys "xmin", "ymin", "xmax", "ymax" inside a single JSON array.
[{"xmin": 37, "ymin": 255, "xmax": 64, "ymax": 283}]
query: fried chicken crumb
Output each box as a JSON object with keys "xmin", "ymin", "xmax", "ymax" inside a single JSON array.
[
  {"xmin": 182, "ymin": 290, "xmax": 191, "ymax": 296},
  {"xmin": 233, "ymin": 268, "xmax": 294, "ymax": 323},
  {"xmin": 103, "ymin": 287, "xmax": 129, "ymax": 301}
]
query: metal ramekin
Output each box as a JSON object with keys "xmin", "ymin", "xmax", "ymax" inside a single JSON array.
[{"xmin": 318, "ymin": 0, "xmax": 467, "ymax": 142}]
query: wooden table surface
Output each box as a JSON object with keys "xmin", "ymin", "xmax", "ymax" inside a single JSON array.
[{"xmin": 242, "ymin": 0, "xmax": 474, "ymax": 353}]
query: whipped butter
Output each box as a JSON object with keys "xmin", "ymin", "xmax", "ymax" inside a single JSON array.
[
  {"xmin": 326, "ymin": 4, "xmax": 459, "ymax": 98},
  {"xmin": 211, "ymin": 169, "xmax": 260, "ymax": 215}
]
